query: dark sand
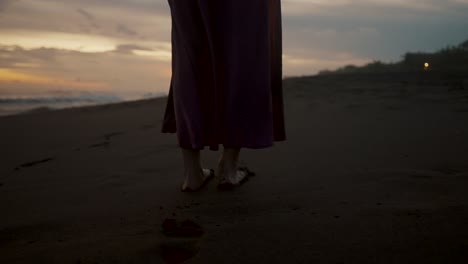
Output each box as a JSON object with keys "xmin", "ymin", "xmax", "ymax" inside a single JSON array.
[{"xmin": 1, "ymin": 75, "xmax": 468, "ymax": 263}]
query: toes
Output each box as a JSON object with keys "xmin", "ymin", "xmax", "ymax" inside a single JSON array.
[
  {"xmin": 238, "ymin": 166, "xmax": 255, "ymax": 176},
  {"xmin": 234, "ymin": 169, "xmax": 248, "ymax": 183},
  {"xmin": 221, "ymin": 168, "xmax": 248, "ymax": 185},
  {"xmin": 201, "ymin": 168, "xmax": 210, "ymax": 177},
  {"xmin": 201, "ymin": 168, "xmax": 214, "ymax": 180}
]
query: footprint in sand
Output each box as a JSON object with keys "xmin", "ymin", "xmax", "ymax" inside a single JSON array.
[
  {"xmin": 14, "ymin": 157, "xmax": 55, "ymax": 171},
  {"xmin": 141, "ymin": 124, "xmax": 157, "ymax": 130},
  {"xmin": 88, "ymin": 141, "xmax": 110, "ymax": 148},
  {"xmin": 103, "ymin": 131, "xmax": 125, "ymax": 140},
  {"xmin": 160, "ymin": 218, "xmax": 204, "ymax": 263},
  {"xmin": 88, "ymin": 131, "xmax": 125, "ymax": 149}
]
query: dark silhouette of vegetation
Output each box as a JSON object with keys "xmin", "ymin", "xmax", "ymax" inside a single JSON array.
[{"xmin": 318, "ymin": 39, "xmax": 468, "ymax": 75}]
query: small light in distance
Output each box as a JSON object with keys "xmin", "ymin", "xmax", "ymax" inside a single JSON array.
[{"xmin": 424, "ymin": 62, "xmax": 430, "ymax": 70}]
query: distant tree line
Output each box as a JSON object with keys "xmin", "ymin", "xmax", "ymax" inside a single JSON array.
[{"xmin": 318, "ymin": 39, "xmax": 468, "ymax": 75}]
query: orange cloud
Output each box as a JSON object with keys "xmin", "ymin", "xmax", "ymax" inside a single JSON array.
[{"xmin": 0, "ymin": 69, "xmax": 109, "ymax": 89}]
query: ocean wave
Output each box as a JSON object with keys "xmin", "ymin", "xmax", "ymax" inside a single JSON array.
[
  {"xmin": 0, "ymin": 95, "xmax": 123, "ymax": 104},
  {"xmin": 0, "ymin": 94, "xmax": 125, "ymax": 117}
]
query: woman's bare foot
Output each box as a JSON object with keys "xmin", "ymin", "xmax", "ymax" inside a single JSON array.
[
  {"xmin": 181, "ymin": 168, "xmax": 214, "ymax": 192},
  {"xmin": 217, "ymin": 153, "xmax": 253, "ymax": 189},
  {"xmin": 219, "ymin": 169, "xmax": 249, "ymax": 185},
  {"xmin": 180, "ymin": 148, "xmax": 213, "ymax": 192}
]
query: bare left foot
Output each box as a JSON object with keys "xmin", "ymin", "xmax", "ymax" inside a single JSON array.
[{"xmin": 181, "ymin": 169, "xmax": 214, "ymax": 192}]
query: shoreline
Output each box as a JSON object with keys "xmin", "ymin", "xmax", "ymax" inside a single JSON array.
[{"xmin": 0, "ymin": 95, "xmax": 169, "ymax": 119}]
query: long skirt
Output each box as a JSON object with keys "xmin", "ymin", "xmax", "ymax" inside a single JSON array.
[{"xmin": 161, "ymin": 0, "xmax": 286, "ymax": 151}]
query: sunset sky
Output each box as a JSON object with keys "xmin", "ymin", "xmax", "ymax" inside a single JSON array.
[{"xmin": 0, "ymin": 0, "xmax": 467, "ymax": 99}]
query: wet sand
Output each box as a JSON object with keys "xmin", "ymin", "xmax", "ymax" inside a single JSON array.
[{"xmin": 1, "ymin": 74, "xmax": 468, "ymax": 263}]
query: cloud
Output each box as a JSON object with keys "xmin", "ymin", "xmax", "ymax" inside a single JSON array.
[
  {"xmin": 0, "ymin": 45, "xmax": 57, "ymax": 69},
  {"xmin": 0, "ymin": 0, "xmax": 171, "ymax": 41},
  {"xmin": 113, "ymin": 44, "xmax": 152, "ymax": 54},
  {"xmin": 282, "ymin": 0, "xmax": 468, "ymax": 62},
  {"xmin": 76, "ymin": 8, "xmax": 94, "ymax": 21},
  {"xmin": 0, "ymin": 29, "xmax": 117, "ymax": 52},
  {"xmin": 76, "ymin": 8, "xmax": 99, "ymax": 29},
  {"xmin": 0, "ymin": 0, "xmax": 16, "ymax": 11},
  {"xmin": 116, "ymin": 23, "xmax": 138, "ymax": 36},
  {"xmin": 282, "ymin": 0, "xmax": 468, "ymax": 29},
  {"xmin": 0, "ymin": 44, "xmax": 171, "ymax": 98}
]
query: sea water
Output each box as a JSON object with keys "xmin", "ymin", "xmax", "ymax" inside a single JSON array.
[{"xmin": 0, "ymin": 93, "xmax": 164, "ymax": 116}]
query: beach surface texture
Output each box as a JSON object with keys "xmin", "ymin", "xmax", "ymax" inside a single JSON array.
[{"xmin": 1, "ymin": 74, "xmax": 468, "ymax": 263}]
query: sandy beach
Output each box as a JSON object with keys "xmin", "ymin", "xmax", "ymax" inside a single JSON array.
[{"xmin": 1, "ymin": 74, "xmax": 468, "ymax": 263}]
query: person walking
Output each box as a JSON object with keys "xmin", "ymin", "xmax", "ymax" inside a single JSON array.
[{"xmin": 162, "ymin": 0, "xmax": 286, "ymax": 192}]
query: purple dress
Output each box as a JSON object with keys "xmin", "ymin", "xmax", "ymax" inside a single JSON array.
[{"xmin": 162, "ymin": 0, "xmax": 286, "ymax": 151}]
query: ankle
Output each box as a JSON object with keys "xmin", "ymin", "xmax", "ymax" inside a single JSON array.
[{"xmin": 184, "ymin": 167, "xmax": 203, "ymax": 179}]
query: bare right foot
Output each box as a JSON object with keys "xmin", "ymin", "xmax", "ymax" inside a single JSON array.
[
  {"xmin": 217, "ymin": 148, "xmax": 254, "ymax": 189},
  {"xmin": 217, "ymin": 163, "xmax": 254, "ymax": 189}
]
